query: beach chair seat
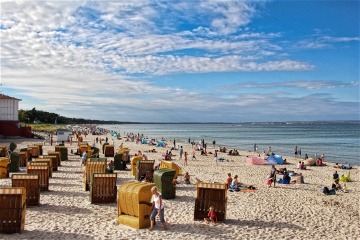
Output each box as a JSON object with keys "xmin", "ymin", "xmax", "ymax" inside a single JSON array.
[
  {"xmin": 118, "ymin": 182, "xmax": 155, "ymax": 229},
  {"xmin": 42, "ymin": 155, "xmax": 58, "ymax": 171},
  {"xmin": 0, "ymin": 157, "xmax": 10, "ymax": 178},
  {"xmin": 84, "ymin": 161, "xmax": 106, "ymax": 191},
  {"xmin": 135, "ymin": 160, "xmax": 155, "ymax": 181},
  {"xmin": 19, "ymin": 149, "xmax": 31, "ymax": 166},
  {"xmin": 55, "ymin": 146, "xmax": 68, "ymax": 161},
  {"xmin": 154, "ymin": 168, "xmax": 176, "ymax": 199},
  {"xmin": 131, "ymin": 156, "xmax": 143, "ymax": 176},
  {"xmin": 194, "ymin": 182, "xmax": 227, "ymax": 221},
  {"xmin": 90, "ymin": 173, "xmax": 117, "ymax": 203},
  {"xmin": 160, "ymin": 161, "xmax": 183, "ymax": 178},
  {"xmin": 0, "ymin": 187, "xmax": 26, "ymax": 233},
  {"xmin": 117, "ymin": 148, "xmax": 130, "ymax": 162},
  {"xmin": 47, "ymin": 151, "xmax": 61, "ymax": 166},
  {"xmin": 12, "ymin": 174, "xmax": 40, "ymax": 206},
  {"xmin": 26, "ymin": 166, "xmax": 49, "ymax": 191},
  {"xmin": 31, "ymin": 158, "xmax": 53, "ymax": 177},
  {"xmin": 104, "ymin": 145, "xmax": 115, "ymax": 157}
]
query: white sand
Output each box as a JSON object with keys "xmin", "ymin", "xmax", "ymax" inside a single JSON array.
[{"xmin": 0, "ymin": 134, "xmax": 359, "ymax": 240}]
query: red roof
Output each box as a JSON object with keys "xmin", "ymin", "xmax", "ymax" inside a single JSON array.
[{"xmin": 0, "ymin": 94, "xmax": 21, "ymax": 101}]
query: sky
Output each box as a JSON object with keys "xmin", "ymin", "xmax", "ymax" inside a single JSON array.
[{"xmin": 0, "ymin": 0, "xmax": 359, "ymax": 122}]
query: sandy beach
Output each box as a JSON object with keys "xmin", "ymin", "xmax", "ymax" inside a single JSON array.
[{"xmin": 0, "ymin": 133, "xmax": 359, "ymax": 240}]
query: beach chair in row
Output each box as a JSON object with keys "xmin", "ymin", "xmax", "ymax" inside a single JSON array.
[
  {"xmin": 55, "ymin": 146, "xmax": 68, "ymax": 161},
  {"xmin": 0, "ymin": 157, "xmax": 10, "ymax": 178},
  {"xmin": 27, "ymin": 166, "xmax": 49, "ymax": 191},
  {"xmin": 12, "ymin": 174, "xmax": 40, "ymax": 206},
  {"xmin": 154, "ymin": 168, "xmax": 176, "ymax": 199},
  {"xmin": 28, "ymin": 145, "xmax": 40, "ymax": 158},
  {"xmin": 131, "ymin": 156, "xmax": 143, "ymax": 176},
  {"xmin": 90, "ymin": 173, "xmax": 117, "ymax": 204},
  {"xmin": 47, "ymin": 151, "xmax": 61, "ymax": 166},
  {"xmin": 194, "ymin": 182, "xmax": 227, "ymax": 221},
  {"xmin": 104, "ymin": 145, "xmax": 115, "ymax": 157},
  {"xmin": 0, "ymin": 146, "xmax": 7, "ymax": 157},
  {"xmin": 79, "ymin": 144, "xmax": 90, "ymax": 156},
  {"xmin": 42, "ymin": 155, "xmax": 58, "ymax": 171},
  {"xmin": 160, "ymin": 161, "xmax": 183, "ymax": 178},
  {"xmin": 118, "ymin": 182, "xmax": 155, "ymax": 229},
  {"xmin": 0, "ymin": 187, "xmax": 26, "ymax": 234},
  {"xmin": 117, "ymin": 148, "xmax": 130, "ymax": 163},
  {"xmin": 135, "ymin": 160, "xmax": 155, "ymax": 181},
  {"xmin": 31, "ymin": 159, "xmax": 52, "ymax": 178},
  {"xmin": 18, "ymin": 152, "xmax": 28, "ymax": 167},
  {"xmin": 84, "ymin": 161, "xmax": 106, "ymax": 191}
]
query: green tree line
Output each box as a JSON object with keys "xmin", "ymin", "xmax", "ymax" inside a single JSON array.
[{"xmin": 19, "ymin": 108, "xmax": 129, "ymax": 124}]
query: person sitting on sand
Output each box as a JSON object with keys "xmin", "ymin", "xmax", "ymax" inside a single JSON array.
[
  {"xmin": 281, "ymin": 170, "xmax": 291, "ymax": 184},
  {"xmin": 297, "ymin": 161, "xmax": 302, "ymax": 169},
  {"xmin": 317, "ymin": 158, "xmax": 323, "ymax": 166},
  {"xmin": 225, "ymin": 173, "xmax": 232, "ymax": 188},
  {"xmin": 341, "ymin": 162, "xmax": 352, "ymax": 169},
  {"xmin": 333, "ymin": 170, "xmax": 339, "ymax": 181},
  {"xmin": 291, "ymin": 173, "xmax": 304, "ymax": 184},
  {"xmin": 334, "ymin": 163, "xmax": 340, "ymax": 168},
  {"xmin": 107, "ymin": 160, "xmax": 114, "ymax": 173},
  {"xmin": 332, "ymin": 179, "xmax": 342, "ymax": 191},
  {"xmin": 204, "ymin": 206, "xmax": 217, "ymax": 224},
  {"xmin": 229, "ymin": 175, "xmax": 240, "ymax": 190},
  {"xmin": 144, "ymin": 170, "xmax": 154, "ymax": 183},
  {"xmin": 183, "ymin": 172, "xmax": 190, "ymax": 184}
]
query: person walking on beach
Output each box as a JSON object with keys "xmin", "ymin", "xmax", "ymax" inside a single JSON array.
[
  {"xmin": 214, "ymin": 150, "xmax": 218, "ymax": 165},
  {"xmin": 254, "ymin": 144, "xmax": 258, "ymax": 152},
  {"xmin": 184, "ymin": 151, "xmax": 188, "ymax": 166},
  {"xmin": 213, "ymin": 140, "xmax": 216, "ymax": 149},
  {"xmin": 269, "ymin": 165, "xmax": 276, "ymax": 188},
  {"xmin": 192, "ymin": 150, "xmax": 196, "ymax": 160},
  {"xmin": 173, "ymin": 139, "xmax": 176, "ymax": 149},
  {"xmin": 179, "ymin": 146, "xmax": 183, "ymax": 160},
  {"xmin": 149, "ymin": 186, "xmax": 167, "ymax": 231},
  {"xmin": 294, "ymin": 146, "xmax": 298, "ymax": 157}
]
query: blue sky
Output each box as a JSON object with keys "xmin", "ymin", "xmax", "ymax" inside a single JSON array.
[{"xmin": 0, "ymin": 0, "xmax": 359, "ymax": 122}]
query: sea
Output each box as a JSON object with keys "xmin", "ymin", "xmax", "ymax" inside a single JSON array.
[{"xmin": 100, "ymin": 121, "xmax": 360, "ymax": 166}]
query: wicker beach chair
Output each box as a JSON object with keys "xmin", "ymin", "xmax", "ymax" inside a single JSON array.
[
  {"xmin": 28, "ymin": 145, "xmax": 40, "ymax": 158},
  {"xmin": 79, "ymin": 145, "xmax": 89, "ymax": 155},
  {"xmin": 20, "ymin": 148, "xmax": 31, "ymax": 165},
  {"xmin": 42, "ymin": 155, "xmax": 58, "ymax": 171},
  {"xmin": 194, "ymin": 182, "xmax": 227, "ymax": 221},
  {"xmin": 26, "ymin": 166, "xmax": 49, "ymax": 191},
  {"xmin": 117, "ymin": 148, "xmax": 130, "ymax": 162},
  {"xmin": 31, "ymin": 158, "xmax": 53, "ymax": 178},
  {"xmin": 12, "ymin": 174, "xmax": 40, "ymax": 207},
  {"xmin": 153, "ymin": 168, "xmax": 176, "ymax": 199},
  {"xmin": 104, "ymin": 145, "xmax": 115, "ymax": 157},
  {"xmin": 131, "ymin": 156, "xmax": 143, "ymax": 176},
  {"xmin": 0, "ymin": 146, "xmax": 8, "ymax": 157},
  {"xmin": 18, "ymin": 152, "xmax": 27, "ymax": 167},
  {"xmin": 135, "ymin": 160, "xmax": 155, "ymax": 181},
  {"xmin": 90, "ymin": 173, "xmax": 117, "ymax": 204},
  {"xmin": 84, "ymin": 161, "xmax": 106, "ymax": 191},
  {"xmin": 55, "ymin": 146, "xmax": 68, "ymax": 161},
  {"xmin": 0, "ymin": 187, "xmax": 27, "ymax": 234},
  {"xmin": 34, "ymin": 144, "xmax": 43, "ymax": 156},
  {"xmin": 0, "ymin": 157, "xmax": 10, "ymax": 178},
  {"xmin": 118, "ymin": 182, "xmax": 155, "ymax": 229},
  {"xmin": 102, "ymin": 142, "xmax": 109, "ymax": 154},
  {"xmin": 47, "ymin": 151, "xmax": 61, "ymax": 166},
  {"xmin": 159, "ymin": 161, "xmax": 183, "ymax": 178}
]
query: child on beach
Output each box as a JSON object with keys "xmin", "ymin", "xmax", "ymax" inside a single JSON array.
[
  {"xmin": 214, "ymin": 150, "xmax": 218, "ymax": 164},
  {"xmin": 184, "ymin": 151, "xmax": 188, "ymax": 166},
  {"xmin": 268, "ymin": 165, "xmax": 276, "ymax": 188},
  {"xmin": 225, "ymin": 173, "xmax": 232, "ymax": 188},
  {"xmin": 183, "ymin": 172, "xmax": 190, "ymax": 184},
  {"xmin": 192, "ymin": 150, "xmax": 196, "ymax": 160},
  {"xmin": 204, "ymin": 206, "xmax": 217, "ymax": 224}
]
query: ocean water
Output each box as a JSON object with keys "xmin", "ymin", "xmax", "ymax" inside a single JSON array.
[{"xmin": 101, "ymin": 122, "xmax": 360, "ymax": 165}]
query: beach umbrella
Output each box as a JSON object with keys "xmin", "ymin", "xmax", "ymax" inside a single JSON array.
[
  {"xmin": 157, "ymin": 142, "xmax": 165, "ymax": 147},
  {"xmin": 267, "ymin": 155, "xmax": 284, "ymax": 165},
  {"xmin": 246, "ymin": 157, "xmax": 265, "ymax": 165}
]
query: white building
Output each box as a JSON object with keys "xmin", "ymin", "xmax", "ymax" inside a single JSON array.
[{"xmin": 0, "ymin": 94, "xmax": 20, "ymax": 121}]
